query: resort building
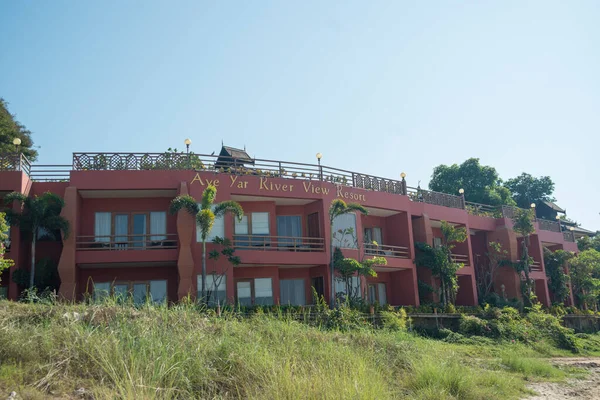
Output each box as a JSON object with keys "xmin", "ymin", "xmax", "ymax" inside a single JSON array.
[{"xmin": 0, "ymin": 146, "xmax": 582, "ymax": 306}]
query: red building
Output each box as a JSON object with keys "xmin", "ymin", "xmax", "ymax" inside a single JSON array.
[{"xmin": 0, "ymin": 148, "xmax": 579, "ymax": 306}]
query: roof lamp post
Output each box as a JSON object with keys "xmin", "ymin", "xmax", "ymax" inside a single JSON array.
[
  {"xmin": 13, "ymin": 138, "xmax": 22, "ymax": 171},
  {"xmin": 184, "ymin": 138, "xmax": 192, "ymax": 169},
  {"xmin": 13, "ymin": 137, "xmax": 21, "ymax": 153},
  {"xmin": 556, "ymin": 214, "xmax": 562, "ymax": 232},
  {"xmin": 459, "ymin": 188, "xmax": 465, "ymax": 209},
  {"xmin": 531, "ymin": 202, "xmax": 536, "ymax": 220},
  {"xmin": 400, "ymin": 172, "xmax": 407, "ymax": 195},
  {"xmin": 316, "ymin": 152, "xmax": 322, "ymax": 181}
]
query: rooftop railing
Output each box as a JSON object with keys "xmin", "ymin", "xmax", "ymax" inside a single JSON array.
[
  {"xmin": 538, "ymin": 219, "xmax": 561, "ymax": 233},
  {"xmin": 0, "ymin": 153, "xmax": 31, "ymax": 175}
]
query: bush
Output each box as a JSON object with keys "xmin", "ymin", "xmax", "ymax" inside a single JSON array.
[
  {"xmin": 444, "ymin": 303, "xmax": 456, "ymax": 314},
  {"xmin": 380, "ymin": 309, "xmax": 407, "ymax": 331},
  {"xmin": 459, "ymin": 315, "xmax": 489, "ymax": 337}
]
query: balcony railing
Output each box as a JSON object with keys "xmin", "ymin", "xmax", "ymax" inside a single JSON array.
[
  {"xmin": 407, "ymin": 187, "xmax": 464, "ymax": 209},
  {"xmin": 563, "ymin": 231, "xmax": 575, "ymax": 243},
  {"xmin": 451, "ymin": 253, "xmax": 470, "ymax": 265},
  {"xmin": 538, "ymin": 219, "xmax": 561, "ymax": 233},
  {"xmin": 232, "ymin": 235, "xmax": 325, "ymax": 252},
  {"xmin": 530, "ymin": 261, "xmax": 543, "ymax": 272},
  {"xmin": 76, "ymin": 234, "xmax": 178, "ymax": 250},
  {"xmin": 465, "ymin": 201, "xmax": 502, "ymax": 217},
  {"xmin": 0, "ymin": 153, "xmax": 31, "ymax": 175},
  {"xmin": 364, "ymin": 243, "xmax": 410, "ymax": 258}
]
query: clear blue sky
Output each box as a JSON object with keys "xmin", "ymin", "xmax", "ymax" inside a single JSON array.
[{"xmin": 1, "ymin": 1, "xmax": 598, "ymax": 230}]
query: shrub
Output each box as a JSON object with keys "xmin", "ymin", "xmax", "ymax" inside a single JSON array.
[
  {"xmin": 380, "ymin": 309, "xmax": 407, "ymax": 331},
  {"xmin": 444, "ymin": 303, "xmax": 456, "ymax": 314},
  {"xmin": 459, "ymin": 315, "xmax": 489, "ymax": 337}
]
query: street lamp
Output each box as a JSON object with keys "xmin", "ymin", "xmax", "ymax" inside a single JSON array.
[
  {"xmin": 13, "ymin": 138, "xmax": 21, "ymax": 153},
  {"xmin": 400, "ymin": 172, "xmax": 406, "ymax": 179},
  {"xmin": 316, "ymin": 153, "xmax": 323, "ymax": 180},
  {"xmin": 184, "ymin": 138, "xmax": 192, "ymax": 154},
  {"xmin": 459, "ymin": 188, "xmax": 464, "ymax": 194}
]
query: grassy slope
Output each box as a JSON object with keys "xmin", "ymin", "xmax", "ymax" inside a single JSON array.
[{"xmin": 0, "ymin": 301, "xmax": 598, "ymax": 400}]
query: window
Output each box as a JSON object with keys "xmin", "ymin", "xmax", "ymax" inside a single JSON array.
[
  {"xmin": 277, "ymin": 216, "xmax": 302, "ymax": 247},
  {"xmin": 150, "ymin": 212, "xmax": 167, "ymax": 241},
  {"xmin": 93, "ymin": 282, "xmax": 111, "ymax": 302},
  {"xmin": 364, "ymin": 227, "xmax": 382, "ymax": 245},
  {"xmin": 94, "ymin": 212, "xmax": 111, "ymax": 242},
  {"xmin": 92, "ymin": 280, "xmax": 168, "ymax": 305},
  {"xmin": 334, "ymin": 276, "xmax": 360, "ymax": 297},
  {"xmin": 198, "ymin": 274, "xmax": 227, "ymax": 306},
  {"xmin": 332, "ymin": 214, "xmax": 357, "ymax": 248},
  {"xmin": 255, "ymin": 278, "xmax": 273, "ymax": 305},
  {"xmin": 280, "ymin": 279, "xmax": 305, "ymax": 306},
  {"xmin": 0, "ymin": 286, "xmax": 8, "ymax": 300},
  {"xmin": 433, "ymin": 237, "xmax": 442, "ymax": 249},
  {"xmin": 251, "ymin": 212, "xmax": 269, "ymax": 235},
  {"xmin": 236, "ymin": 278, "xmax": 274, "ymax": 306},
  {"xmin": 94, "ymin": 211, "xmax": 168, "ymax": 248},
  {"xmin": 234, "ymin": 213, "xmax": 270, "ymax": 248},
  {"xmin": 199, "ymin": 205, "xmax": 224, "ymax": 242},
  {"xmin": 377, "ymin": 283, "xmax": 387, "ymax": 305},
  {"xmin": 2, "ymin": 226, "xmax": 10, "ymax": 252}
]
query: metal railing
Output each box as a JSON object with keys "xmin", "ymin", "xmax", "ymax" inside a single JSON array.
[
  {"xmin": 563, "ymin": 231, "xmax": 576, "ymax": 243},
  {"xmin": 0, "ymin": 153, "xmax": 31, "ymax": 175},
  {"xmin": 364, "ymin": 243, "xmax": 410, "ymax": 258},
  {"xmin": 232, "ymin": 235, "xmax": 325, "ymax": 252},
  {"xmin": 465, "ymin": 201, "xmax": 501, "ymax": 217},
  {"xmin": 76, "ymin": 234, "xmax": 178, "ymax": 250},
  {"xmin": 538, "ymin": 219, "xmax": 561, "ymax": 233},
  {"xmin": 30, "ymin": 164, "xmax": 71, "ymax": 181},
  {"xmin": 407, "ymin": 187, "xmax": 464, "ymax": 209}
]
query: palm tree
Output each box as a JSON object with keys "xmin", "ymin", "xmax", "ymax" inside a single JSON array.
[
  {"xmin": 169, "ymin": 184, "xmax": 243, "ymax": 303},
  {"xmin": 328, "ymin": 199, "xmax": 368, "ymax": 308},
  {"xmin": 3, "ymin": 191, "xmax": 70, "ymax": 290},
  {"xmin": 512, "ymin": 208, "xmax": 536, "ymax": 305}
]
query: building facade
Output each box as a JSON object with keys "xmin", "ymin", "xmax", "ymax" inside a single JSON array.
[{"xmin": 0, "ymin": 149, "xmax": 580, "ymax": 306}]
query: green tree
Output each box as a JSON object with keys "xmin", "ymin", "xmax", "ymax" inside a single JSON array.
[
  {"xmin": 207, "ymin": 236, "xmax": 241, "ymax": 306},
  {"xmin": 429, "ymin": 158, "xmax": 514, "ymax": 206},
  {"xmin": 0, "ymin": 212, "xmax": 14, "ymax": 282},
  {"xmin": 474, "ymin": 241, "xmax": 507, "ymax": 302},
  {"xmin": 328, "ymin": 199, "xmax": 368, "ymax": 308},
  {"xmin": 577, "ymin": 235, "xmax": 600, "ymax": 253},
  {"xmin": 569, "ymin": 249, "xmax": 600, "ymax": 310},
  {"xmin": 543, "ymin": 248, "xmax": 574, "ymax": 304},
  {"xmin": 504, "ymin": 173, "xmax": 555, "ymax": 209},
  {"xmin": 3, "ymin": 192, "xmax": 69, "ymax": 289},
  {"xmin": 511, "ymin": 208, "xmax": 536, "ymax": 305},
  {"xmin": 0, "ymin": 98, "xmax": 38, "ymax": 161},
  {"xmin": 415, "ymin": 221, "xmax": 467, "ymax": 306},
  {"xmin": 169, "ymin": 185, "xmax": 243, "ymax": 303}
]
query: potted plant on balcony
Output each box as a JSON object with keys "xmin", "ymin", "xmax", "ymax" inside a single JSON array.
[
  {"xmin": 169, "ymin": 185, "xmax": 243, "ymax": 304},
  {"xmin": 3, "ymin": 192, "xmax": 70, "ymax": 290}
]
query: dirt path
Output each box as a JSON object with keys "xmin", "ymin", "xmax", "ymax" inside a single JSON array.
[{"xmin": 526, "ymin": 358, "xmax": 600, "ymax": 399}]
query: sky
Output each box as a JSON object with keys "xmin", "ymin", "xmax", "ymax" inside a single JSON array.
[{"xmin": 1, "ymin": 1, "xmax": 598, "ymax": 229}]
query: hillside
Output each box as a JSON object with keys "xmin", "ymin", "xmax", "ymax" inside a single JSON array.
[{"xmin": 1, "ymin": 301, "xmax": 599, "ymax": 400}]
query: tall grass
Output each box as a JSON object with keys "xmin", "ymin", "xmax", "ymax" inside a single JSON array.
[{"xmin": 0, "ymin": 301, "xmax": 582, "ymax": 400}]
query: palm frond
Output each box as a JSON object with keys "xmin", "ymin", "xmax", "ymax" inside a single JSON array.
[
  {"xmin": 39, "ymin": 192, "xmax": 65, "ymax": 216},
  {"xmin": 196, "ymin": 208, "xmax": 215, "ymax": 241},
  {"xmin": 214, "ymin": 200, "xmax": 244, "ymax": 222},
  {"xmin": 169, "ymin": 195, "xmax": 199, "ymax": 216},
  {"xmin": 4, "ymin": 192, "xmax": 27, "ymax": 206},
  {"xmin": 43, "ymin": 215, "xmax": 71, "ymax": 239},
  {"xmin": 201, "ymin": 185, "xmax": 217, "ymax": 210},
  {"xmin": 345, "ymin": 203, "xmax": 368, "ymax": 216}
]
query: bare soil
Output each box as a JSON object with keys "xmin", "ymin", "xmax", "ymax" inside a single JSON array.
[{"xmin": 526, "ymin": 358, "xmax": 600, "ymax": 400}]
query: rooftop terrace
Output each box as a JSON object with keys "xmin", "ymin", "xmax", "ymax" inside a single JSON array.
[{"xmin": 0, "ymin": 150, "xmax": 579, "ymax": 242}]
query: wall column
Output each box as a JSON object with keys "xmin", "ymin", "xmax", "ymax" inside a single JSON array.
[
  {"xmin": 57, "ymin": 186, "xmax": 80, "ymax": 300},
  {"xmin": 176, "ymin": 182, "xmax": 196, "ymax": 300}
]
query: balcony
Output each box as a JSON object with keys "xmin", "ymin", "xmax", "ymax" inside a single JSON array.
[
  {"xmin": 364, "ymin": 243, "xmax": 409, "ymax": 258},
  {"xmin": 451, "ymin": 253, "xmax": 470, "ymax": 265},
  {"xmin": 232, "ymin": 235, "xmax": 324, "ymax": 252},
  {"xmin": 538, "ymin": 219, "xmax": 561, "ymax": 233},
  {"xmin": 75, "ymin": 234, "xmax": 178, "ymax": 265},
  {"xmin": 230, "ymin": 234, "xmax": 326, "ymax": 266},
  {"xmin": 563, "ymin": 231, "xmax": 575, "ymax": 243}
]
